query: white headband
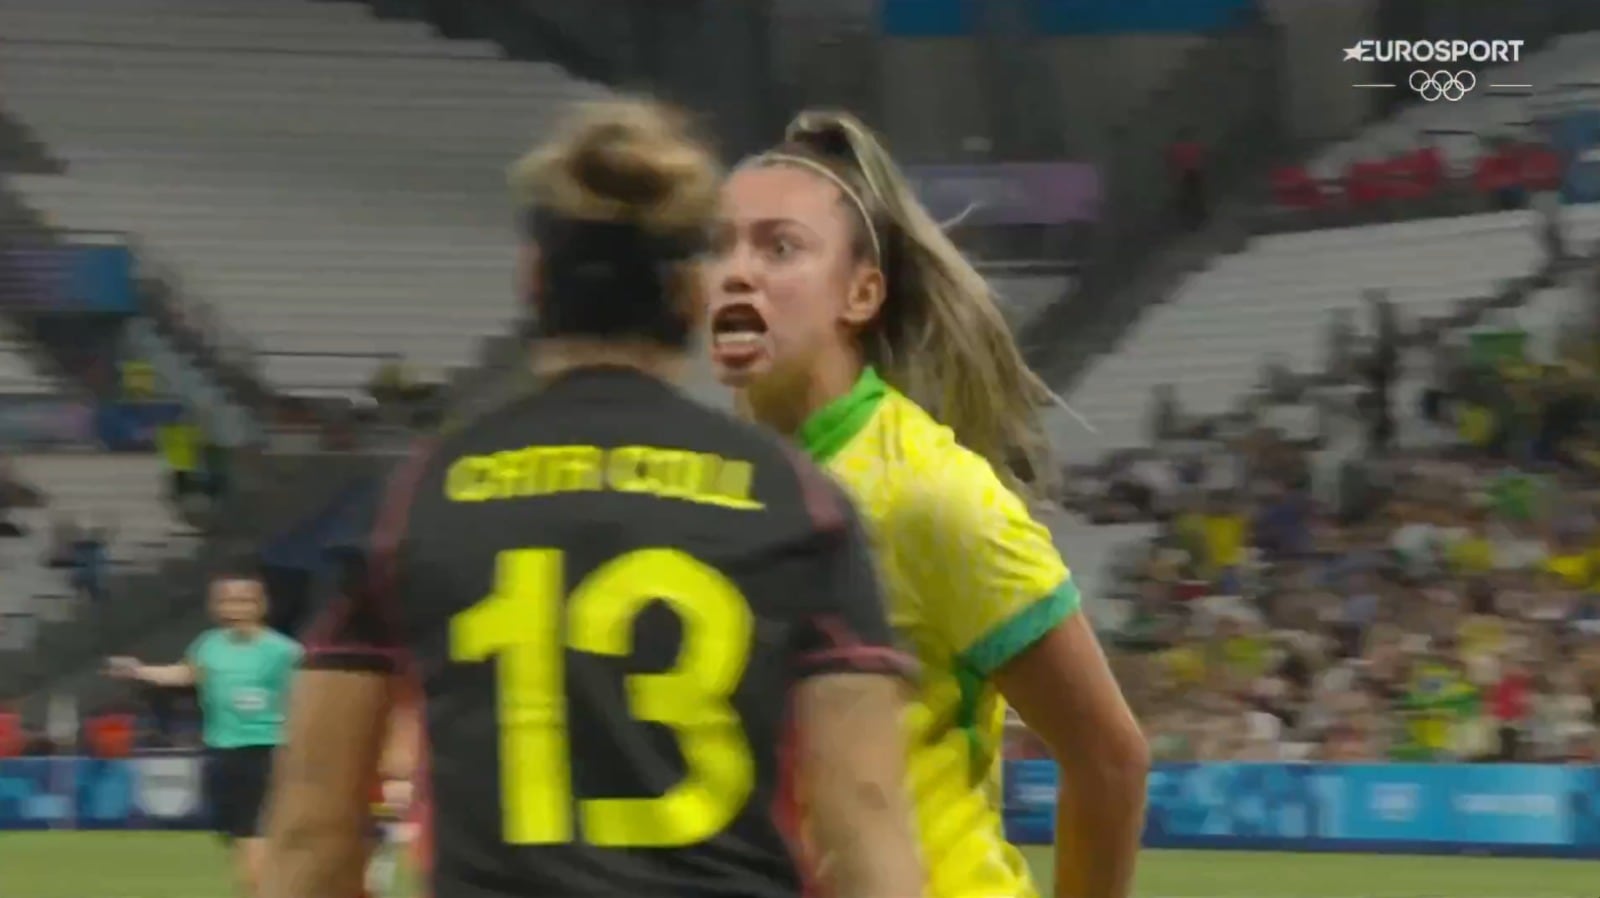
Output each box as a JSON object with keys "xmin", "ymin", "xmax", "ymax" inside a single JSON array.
[{"xmin": 743, "ymin": 152, "xmax": 883, "ymax": 263}]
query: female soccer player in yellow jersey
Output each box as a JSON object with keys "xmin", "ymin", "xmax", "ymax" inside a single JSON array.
[{"xmin": 705, "ymin": 110, "xmax": 1151, "ymax": 898}]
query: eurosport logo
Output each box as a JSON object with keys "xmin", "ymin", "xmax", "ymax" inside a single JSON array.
[
  {"xmin": 1410, "ymin": 70, "xmax": 1475, "ymax": 102},
  {"xmin": 1343, "ymin": 39, "xmax": 1524, "ymax": 64},
  {"xmin": 1343, "ymin": 39, "xmax": 1530, "ymax": 101}
]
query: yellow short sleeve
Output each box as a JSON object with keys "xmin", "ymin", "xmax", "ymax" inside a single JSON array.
[{"xmin": 897, "ymin": 449, "xmax": 1078, "ymax": 677}]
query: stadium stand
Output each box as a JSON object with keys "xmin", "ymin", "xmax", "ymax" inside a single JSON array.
[
  {"xmin": 0, "ymin": 0, "xmax": 610, "ymax": 399},
  {"xmin": 5, "ymin": 1, "xmax": 1600, "ymax": 884},
  {"xmin": 1059, "ymin": 206, "xmax": 1600, "ymax": 451}
]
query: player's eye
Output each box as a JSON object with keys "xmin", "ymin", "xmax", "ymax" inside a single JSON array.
[{"xmin": 768, "ymin": 236, "xmax": 798, "ymax": 260}]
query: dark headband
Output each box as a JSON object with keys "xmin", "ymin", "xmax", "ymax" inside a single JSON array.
[
  {"xmin": 521, "ymin": 208, "xmax": 708, "ymax": 263},
  {"xmin": 520, "ymin": 208, "xmax": 708, "ymax": 346}
]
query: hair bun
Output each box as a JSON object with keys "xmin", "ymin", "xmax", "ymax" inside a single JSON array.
[
  {"xmin": 570, "ymin": 118, "xmax": 679, "ymax": 210},
  {"xmin": 510, "ymin": 99, "xmax": 720, "ymax": 235},
  {"xmin": 785, "ymin": 110, "xmax": 863, "ymax": 163}
]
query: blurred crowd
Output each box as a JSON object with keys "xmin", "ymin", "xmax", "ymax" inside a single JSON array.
[
  {"xmin": 1037, "ymin": 264, "xmax": 1600, "ymax": 766},
  {"xmin": 0, "ymin": 691, "xmax": 203, "ymax": 758}
]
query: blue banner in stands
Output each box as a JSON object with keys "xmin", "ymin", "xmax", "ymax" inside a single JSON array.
[
  {"xmin": 0, "ymin": 239, "xmax": 137, "ymax": 314},
  {"xmin": 880, "ymin": 0, "xmax": 1253, "ymax": 36},
  {"xmin": 0, "ymin": 755, "xmax": 209, "ymax": 831},
  {"xmin": 0, "ymin": 396, "xmax": 179, "ymax": 452},
  {"xmin": 1004, "ymin": 760, "xmax": 1600, "ymax": 857},
  {"xmin": 1549, "ymin": 109, "xmax": 1600, "ymax": 205},
  {"xmin": 93, "ymin": 400, "xmax": 182, "ymax": 452}
]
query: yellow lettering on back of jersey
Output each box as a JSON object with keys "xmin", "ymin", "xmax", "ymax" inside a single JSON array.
[{"xmin": 446, "ymin": 444, "xmax": 762, "ymax": 510}]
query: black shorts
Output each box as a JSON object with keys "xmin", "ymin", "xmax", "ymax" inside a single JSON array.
[{"xmin": 207, "ymin": 745, "xmax": 274, "ymax": 839}]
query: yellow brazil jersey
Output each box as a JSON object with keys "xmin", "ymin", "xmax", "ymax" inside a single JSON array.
[{"xmin": 797, "ymin": 368, "xmax": 1078, "ymax": 898}]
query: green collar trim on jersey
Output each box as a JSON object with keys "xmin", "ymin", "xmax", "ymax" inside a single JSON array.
[{"xmin": 797, "ymin": 366, "xmax": 889, "ymax": 462}]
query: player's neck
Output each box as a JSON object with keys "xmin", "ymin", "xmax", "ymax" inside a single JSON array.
[
  {"xmin": 532, "ymin": 339, "xmax": 685, "ymax": 384},
  {"xmin": 746, "ymin": 351, "xmax": 865, "ymax": 437},
  {"xmin": 226, "ymin": 623, "xmax": 263, "ymax": 640}
]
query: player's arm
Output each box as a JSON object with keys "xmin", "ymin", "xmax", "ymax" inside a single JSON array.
[
  {"xmin": 262, "ymin": 541, "xmax": 400, "ymax": 898},
  {"xmin": 785, "ymin": 458, "xmax": 925, "ymax": 898},
  {"xmin": 908, "ymin": 460, "xmax": 1149, "ymax": 898},
  {"xmin": 105, "ymin": 655, "xmax": 198, "ymax": 686},
  {"xmin": 996, "ymin": 611, "xmax": 1148, "ymax": 898}
]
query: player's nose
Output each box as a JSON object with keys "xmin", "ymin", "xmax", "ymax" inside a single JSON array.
[{"xmin": 711, "ymin": 245, "xmax": 758, "ymax": 297}]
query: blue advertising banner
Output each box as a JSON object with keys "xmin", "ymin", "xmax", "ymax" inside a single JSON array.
[
  {"xmin": 881, "ymin": 0, "xmax": 1252, "ymax": 37},
  {"xmin": 1549, "ymin": 109, "xmax": 1600, "ymax": 205},
  {"xmin": 0, "ymin": 395, "xmax": 180, "ymax": 452},
  {"xmin": 0, "ymin": 237, "xmax": 137, "ymax": 314},
  {"xmin": 94, "ymin": 400, "xmax": 183, "ymax": 451},
  {"xmin": 1004, "ymin": 761, "xmax": 1600, "ymax": 857},
  {"xmin": 0, "ymin": 755, "xmax": 208, "ymax": 831}
]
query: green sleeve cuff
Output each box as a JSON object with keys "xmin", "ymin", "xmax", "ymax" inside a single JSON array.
[{"xmin": 958, "ymin": 577, "xmax": 1081, "ymax": 678}]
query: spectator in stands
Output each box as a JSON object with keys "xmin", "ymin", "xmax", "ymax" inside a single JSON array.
[
  {"xmin": 1363, "ymin": 288, "xmax": 1400, "ymax": 453},
  {"xmin": 1149, "ymin": 383, "xmax": 1181, "ymax": 444},
  {"xmin": 157, "ymin": 413, "xmax": 203, "ymax": 510},
  {"xmin": 1167, "ymin": 127, "xmax": 1207, "ymax": 230},
  {"xmin": 0, "ymin": 699, "xmax": 22, "ymax": 758},
  {"xmin": 69, "ymin": 518, "xmax": 111, "ymax": 606},
  {"xmin": 368, "ymin": 354, "xmax": 413, "ymax": 406},
  {"xmin": 120, "ymin": 356, "xmax": 157, "ymax": 401},
  {"xmin": 1325, "ymin": 309, "xmax": 1357, "ymax": 380},
  {"xmin": 84, "ymin": 703, "xmax": 136, "ymax": 758}
]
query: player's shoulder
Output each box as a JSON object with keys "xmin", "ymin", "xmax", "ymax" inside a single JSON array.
[{"xmin": 875, "ymin": 399, "xmax": 1021, "ymax": 527}]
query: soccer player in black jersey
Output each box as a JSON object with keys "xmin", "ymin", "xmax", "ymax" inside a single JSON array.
[{"xmin": 259, "ymin": 99, "xmax": 925, "ymax": 898}]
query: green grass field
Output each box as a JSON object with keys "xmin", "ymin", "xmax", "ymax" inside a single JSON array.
[{"xmin": 1, "ymin": 832, "xmax": 1597, "ymax": 898}]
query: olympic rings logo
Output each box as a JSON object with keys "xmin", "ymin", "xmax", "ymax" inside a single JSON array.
[{"xmin": 1409, "ymin": 69, "xmax": 1476, "ymax": 102}]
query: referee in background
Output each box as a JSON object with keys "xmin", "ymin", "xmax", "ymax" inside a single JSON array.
[{"xmin": 107, "ymin": 570, "xmax": 301, "ymax": 898}]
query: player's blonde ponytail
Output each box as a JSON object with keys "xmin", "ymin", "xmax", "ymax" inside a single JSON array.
[{"xmin": 780, "ymin": 110, "xmax": 1057, "ymax": 498}]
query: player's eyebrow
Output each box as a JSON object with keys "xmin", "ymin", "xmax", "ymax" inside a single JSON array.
[{"xmin": 717, "ymin": 216, "xmax": 816, "ymax": 238}]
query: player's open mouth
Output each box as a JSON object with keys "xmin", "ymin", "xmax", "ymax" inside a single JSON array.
[{"xmin": 709, "ymin": 303, "xmax": 768, "ymax": 367}]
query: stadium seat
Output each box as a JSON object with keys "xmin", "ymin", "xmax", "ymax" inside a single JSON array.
[
  {"xmin": 0, "ymin": 0, "xmax": 611, "ymax": 397},
  {"xmin": 0, "ymin": 0, "xmax": 1067, "ymax": 400}
]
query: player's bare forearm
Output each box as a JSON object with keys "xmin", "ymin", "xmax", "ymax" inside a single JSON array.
[
  {"xmin": 107, "ymin": 657, "xmax": 196, "ymax": 686},
  {"xmin": 796, "ymin": 672, "xmax": 925, "ymax": 898},
  {"xmin": 139, "ymin": 663, "xmax": 196, "ymax": 686},
  {"xmin": 1052, "ymin": 750, "xmax": 1147, "ymax": 898},
  {"xmin": 261, "ymin": 670, "xmax": 393, "ymax": 898},
  {"xmin": 994, "ymin": 614, "xmax": 1149, "ymax": 898}
]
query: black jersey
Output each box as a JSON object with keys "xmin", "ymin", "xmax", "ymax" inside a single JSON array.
[{"xmin": 302, "ymin": 366, "xmax": 911, "ymax": 898}]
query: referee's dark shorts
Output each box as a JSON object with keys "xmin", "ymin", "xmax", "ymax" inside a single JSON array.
[{"xmin": 206, "ymin": 745, "xmax": 275, "ymax": 840}]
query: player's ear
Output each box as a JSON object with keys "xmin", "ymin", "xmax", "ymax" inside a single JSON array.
[{"xmin": 840, "ymin": 265, "xmax": 885, "ymax": 328}]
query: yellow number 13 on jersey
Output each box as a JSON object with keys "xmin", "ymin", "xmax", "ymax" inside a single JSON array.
[{"xmin": 450, "ymin": 547, "xmax": 755, "ymax": 847}]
